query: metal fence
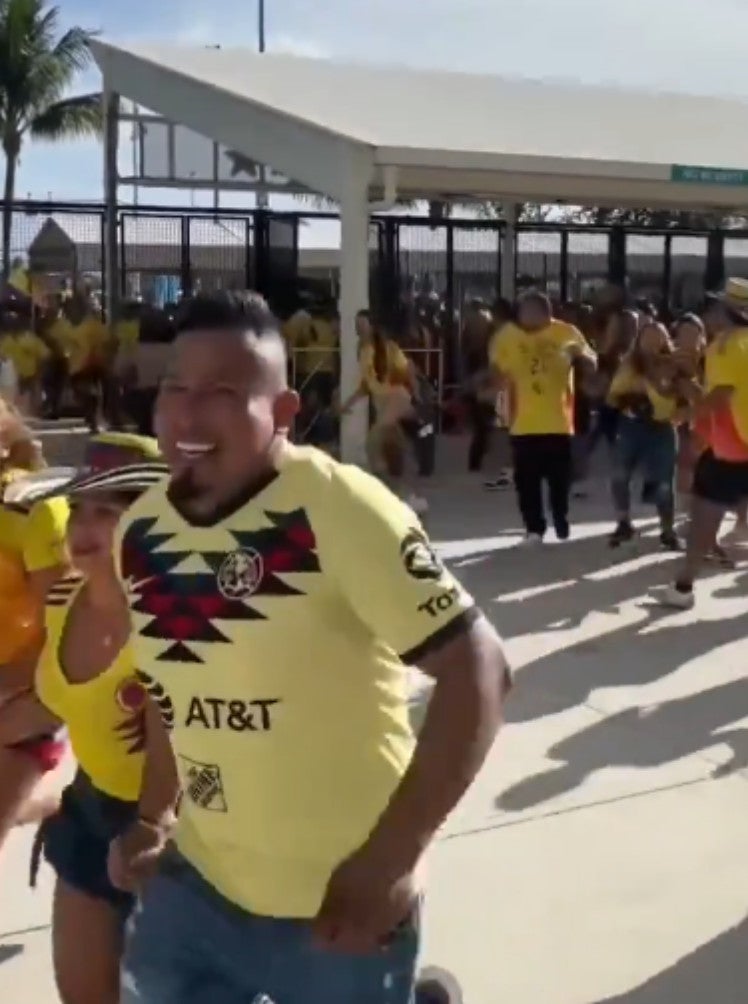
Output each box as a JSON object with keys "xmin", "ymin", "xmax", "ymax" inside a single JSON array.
[{"xmin": 3, "ymin": 200, "xmax": 748, "ymax": 318}]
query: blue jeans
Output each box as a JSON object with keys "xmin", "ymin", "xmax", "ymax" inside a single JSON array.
[
  {"xmin": 611, "ymin": 416, "xmax": 677, "ymax": 525},
  {"xmin": 121, "ymin": 855, "xmax": 420, "ymax": 1004}
]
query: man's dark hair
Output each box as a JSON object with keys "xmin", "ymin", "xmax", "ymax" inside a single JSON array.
[
  {"xmin": 492, "ymin": 297, "xmax": 515, "ymax": 323},
  {"xmin": 174, "ymin": 290, "xmax": 279, "ymax": 340},
  {"xmin": 517, "ymin": 290, "xmax": 552, "ymax": 314}
]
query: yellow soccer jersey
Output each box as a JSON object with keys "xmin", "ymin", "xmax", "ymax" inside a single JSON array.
[
  {"xmin": 116, "ymin": 443, "xmax": 478, "ymax": 918},
  {"xmin": 0, "ymin": 487, "xmax": 69, "ymax": 664},
  {"xmin": 36, "ymin": 575, "xmax": 146, "ymax": 802}
]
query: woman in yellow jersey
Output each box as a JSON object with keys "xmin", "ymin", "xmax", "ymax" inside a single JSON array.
[
  {"xmin": 672, "ymin": 313, "xmax": 708, "ymax": 499},
  {"xmin": 0, "ymin": 401, "xmax": 69, "ymax": 852},
  {"xmin": 607, "ymin": 321, "xmax": 696, "ymax": 549},
  {"xmin": 1, "ymin": 432, "xmax": 167, "ymax": 1004},
  {"xmin": 341, "ymin": 309, "xmax": 427, "ymax": 512}
]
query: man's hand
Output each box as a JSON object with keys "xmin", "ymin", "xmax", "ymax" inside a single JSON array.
[
  {"xmin": 108, "ymin": 818, "xmax": 170, "ymax": 893},
  {"xmin": 312, "ymin": 845, "xmax": 419, "ymax": 954}
]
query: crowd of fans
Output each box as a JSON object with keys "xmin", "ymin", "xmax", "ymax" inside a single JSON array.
[{"xmin": 3, "ymin": 273, "xmax": 748, "ymax": 563}]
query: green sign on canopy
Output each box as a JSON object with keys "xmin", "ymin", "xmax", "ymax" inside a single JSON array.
[{"xmin": 671, "ymin": 164, "xmax": 748, "ymax": 187}]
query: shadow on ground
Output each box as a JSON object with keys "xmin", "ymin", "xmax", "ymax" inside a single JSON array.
[
  {"xmin": 496, "ymin": 671, "xmax": 748, "ymax": 811},
  {"xmin": 592, "ymin": 915, "xmax": 748, "ymax": 1004},
  {"xmin": 0, "ymin": 944, "xmax": 23, "ymax": 966}
]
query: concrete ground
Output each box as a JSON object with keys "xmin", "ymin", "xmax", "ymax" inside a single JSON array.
[{"xmin": 2, "ymin": 442, "xmax": 748, "ymax": 1002}]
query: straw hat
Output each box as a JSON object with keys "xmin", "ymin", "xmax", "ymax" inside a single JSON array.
[
  {"xmin": 718, "ymin": 277, "xmax": 748, "ymax": 321},
  {"xmin": 2, "ymin": 431, "xmax": 167, "ymax": 511}
]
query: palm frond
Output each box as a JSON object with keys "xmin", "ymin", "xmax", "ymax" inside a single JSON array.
[
  {"xmin": 0, "ymin": 0, "xmax": 96, "ymax": 134},
  {"xmin": 29, "ymin": 91, "xmax": 101, "ymax": 140},
  {"xmin": 50, "ymin": 26, "xmax": 95, "ymax": 76}
]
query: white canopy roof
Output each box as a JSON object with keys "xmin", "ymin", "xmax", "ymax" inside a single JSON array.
[{"xmin": 92, "ymin": 40, "xmax": 748, "ymax": 209}]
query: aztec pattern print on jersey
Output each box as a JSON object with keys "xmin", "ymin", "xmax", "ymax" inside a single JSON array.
[{"xmin": 120, "ymin": 508, "xmax": 321, "ymax": 664}]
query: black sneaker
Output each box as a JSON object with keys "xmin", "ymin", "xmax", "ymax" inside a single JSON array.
[
  {"xmin": 555, "ymin": 519, "xmax": 570, "ymax": 541},
  {"xmin": 609, "ymin": 520, "xmax": 635, "ymax": 548},
  {"xmin": 659, "ymin": 529, "xmax": 682, "ymax": 552},
  {"xmin": 416, "ymin": 968, "xmax": 463, "ymax": 1004},
  {"xmin": 483, "ymin": 473, "xmax": 512, "ymax": 491},
  {"xmin": 706, "ymin": 545, "xmax": 736, "ymax": 568}
]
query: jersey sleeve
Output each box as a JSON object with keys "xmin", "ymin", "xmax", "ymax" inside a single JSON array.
[
  {"xmin": 389, "ymin": 343, "xmax": 411, "ymax": 383},
  {"xmin": 489, "ymin": 327, "xmax": 513, "ymax": 373},
  {"xmin": 322, "ymin": 466, "xmax": 479, "ymax": 663},
  {"xmin": 557, "ymin": 323, "xmax": 596, "ymax": 361},
  {"xmin": 22, "ymin": 498, "xmax": 69, "ymax": 572},
  {"xmin": 708, "ymin": 342, "xmax": 743, "ymax": 388}
]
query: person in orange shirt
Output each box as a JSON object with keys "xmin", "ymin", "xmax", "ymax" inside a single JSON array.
[
  {"xmin": 659, "ymin": 280, "xmax": 748, "ymax": 608},
  {"xmin": 0, "ymin": 401, "xmax": 69, "ymax": 859}
]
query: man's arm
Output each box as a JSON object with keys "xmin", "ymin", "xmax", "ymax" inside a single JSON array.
[
  {"xmin": 322, "ymin": 469, "xmax": 510, "ymax": 865},
  {"xmin": 138, "ymin": 695, "xmax": 180, "ymax": 827},
  {"xmin": 109, "ymin": 695, "xmax": 180, "ymax": 891},
  {"xmin": 364, "ymin": 616, "xmax": 508, "ymax": 872},
  {"xmin": 565, "ymin": 326, "xmax": 598, "ymax": 376}
]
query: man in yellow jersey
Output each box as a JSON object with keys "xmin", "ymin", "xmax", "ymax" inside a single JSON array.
[
  {"xmin": 490, "ymin": 291, "xmax": 597, "ymax": 543},
  {"xmin": 658, "ymin": 280, "xmax": 748, "ymax": 609},
  {"xmin": 111, "ymin": 292, "xmax": 509, "ymax": 1004}
]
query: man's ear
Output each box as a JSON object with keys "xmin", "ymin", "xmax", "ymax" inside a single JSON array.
[{"xmin": 274, "ymin": 389, "xmax": 300, "ymax": 434}]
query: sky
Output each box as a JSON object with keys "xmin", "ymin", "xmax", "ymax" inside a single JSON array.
[{"xmin": 14, "ymin": 0, "xmax": 748, "ymax": 205}]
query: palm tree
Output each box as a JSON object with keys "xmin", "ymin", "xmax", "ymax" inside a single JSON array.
[{"xmin": 0, "ymin": 0, "xmax": 101, "ymax": 281}]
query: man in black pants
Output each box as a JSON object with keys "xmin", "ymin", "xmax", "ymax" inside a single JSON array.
[{"xmin": 490, "ymin": 292, "xmax": 597, "ymax": 543}]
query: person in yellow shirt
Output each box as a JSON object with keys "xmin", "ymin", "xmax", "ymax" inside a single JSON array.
[
  {"xmin": 0, "ymin": 321, "xmax": 51, "ymax": 415},
  {"xmin": 659, "ymin": 280, "xmax": 748, "ymax": 609},
  {"xmin": 0, "ymin": 401, "xmax": 69, "ymax": 862},
  {"xmin": 606, "ymin": 322, "xmax": 693, "ymax": 550},
  {"xmin": 60, "ymin": 295, "xmax": 109, "ymax": 431},
  {"xmin": 1, "ymin": 432, "xmax": 170, "ymax": 1003},
  {"xmin": 341, "ymin": 309, "xmax": 428, "ymax": 513},
  {"xmin": 490, "ymin": 291, "xmax": 597, "ymax": 543},
  {"xmin": 300, "ymin": 306, "xmax": 340, "ymax": 406},
  {"xmin": 108, "ymin": 292, "xmax": 509, "ymax": 1004}
]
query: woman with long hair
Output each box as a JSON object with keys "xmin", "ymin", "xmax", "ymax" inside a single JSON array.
[
  {"xmin": 0, "ymin": 401, "xmax": 69, "ymax": 854},
  {"xmin": 672, "ymin": 312, "xmax": 748, "ymax": 556},
  {"xmin": 341, "ymin": 309, "xmax": 427, "ymax": 513},
  {"xmin": 607, "ymin": 321, "xmax": 696, "ymax": 549},
  {"xmin": 1, "ymin": 432, "xmax": 169, "ymax": 1003},
  {"xmin": 672, "ymin": 313, "xmax": 708, "ymax": 501}
]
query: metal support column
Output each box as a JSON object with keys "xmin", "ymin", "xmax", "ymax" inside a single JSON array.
[
  {"xmin": 559, "ymin": 230, "xmax": 570, "ymax": 303},
  {"xmin": 662, "ymin": 233, "xmax": 672, "ymax": 309},
  {"xmin": 501, "ymin": 204, "xmax": 518, "ymax": 300},
  {"xmin": 705, "ymin": 230, "xmax": 726, "ymax": 292},
  {"xmin": 339, "ymin": 169, "xmax": 370, "ymax": 465},
  {"xmin": 103, "ymin": 89, "xmax": 120, "ymax": 322},
  {"xmin": 608, "ymin": 226, "xmax": 627, "ymax": 287}
]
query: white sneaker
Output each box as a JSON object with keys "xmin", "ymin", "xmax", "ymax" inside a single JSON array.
[
  {"xmin": 654, "ymin": 584, "xmax": 696, "ymax": 609},
  {"xmin": 721, "ymin": 524, "xmax": 748, "ymax": 547},
  {"xmin": 407, "ymin": 493, "xmax": 430, "ymax": 515},
  {"xmin": 519, "ymin": 533, "xmax": 544, "ymax": 547}
]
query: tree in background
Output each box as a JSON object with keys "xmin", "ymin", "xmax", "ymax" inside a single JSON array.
[
  {"xmin": 0, "ymin": 0, "xmax": 101, "ymax": 281},
  {"xmin": 577, "ymin": 207, "xmax": 735, "ymax": 229}
]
